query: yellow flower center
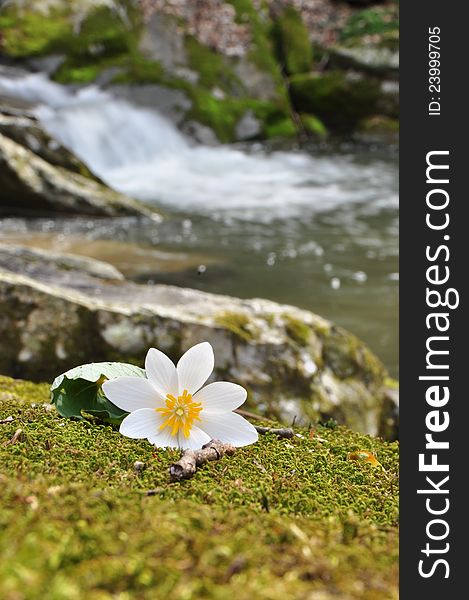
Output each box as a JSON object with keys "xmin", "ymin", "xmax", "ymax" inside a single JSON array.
[{"xmin": 156, "ymin": 389, "xmax": 203, "ymax": 438}]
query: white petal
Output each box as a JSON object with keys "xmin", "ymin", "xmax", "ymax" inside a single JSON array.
[
  {"xmin": 145, "ymin": 347, "xmax": 178, "ymax": 398},
  {"xmin": 147, "ymin": 424, "xmax": 182, "ymax": 449},
  {"xmin": 198, "ymin": 412, "xmax": 258, "ymax": 447},
  {"xmin": 103, "ymin": 377, "xmax": 163, "ymax": 412},
  {"xmin": 177, "ymin": 342, "xmax": 214, "ymax": 395},
  {"xmin": 177, "ymin": 426, "xmax": 211, "ymax": 450},
  {"xmin": 193, "ymin": 382, "xmax": 247, "ymax": 414},
  {"xmin": 120, "ymin": 408, "xmax": 161, "ymax": 439}
]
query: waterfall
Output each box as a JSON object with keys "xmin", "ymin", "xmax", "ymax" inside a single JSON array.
[{"xmin": 0, "ymin": 72, "xmax": 397, "ymax": 222}]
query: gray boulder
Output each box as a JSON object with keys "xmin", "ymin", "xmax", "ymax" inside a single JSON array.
[
  {"xmin": 0, "ymin": 133, "xmax": 160, "ymax": 218},
  {"xmin": 329, "ymin": 46, "xmax": 399, "ymax": 78},
  {"xmin": 0, "ymin": 244, "xmax": 124, "ymax": 290},
  {"xmin": 0, "ymin": 110, "xmax": 100, "ymax": 180},
  {"xmin": 0, "ymin": 251, "xmax": 396, "ymax": 438}
]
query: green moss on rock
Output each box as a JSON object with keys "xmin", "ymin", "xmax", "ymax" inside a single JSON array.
[
  {"xmin": 289, "ymin": 71, "xmax": 382, "ymax": 133},
  {"xmin": 264, "ymin": 116, "xmax": 297, "ymax": 139},
  {"xmin": 283, "ymin": 315, "xmax": 312, "ymax": 346},
  {"xmin": 0, "ymin": 8, "xmax": 72, "ymax": 57},
  {"xmin": 359, "ymin": 115, "xmax": 399, "ymax": 134},
  {"xmin": 185, "ymin": 36, "xmax": 242, "ymax": 94},
  {"xmin": 215, "ymin": 311, "xmax": 259, "ymax": 342},
  {"xmin": 322, "ymin": 326, "xmax": 387, "ymax": 385},
  {"xmin": 271, "ymin": 6, "xmax": 313, "ymax": 75},
  {"xmin": 300, "ymin": 113, "xmax": 328, "ymax": 137},
  {"xmin": 341, "ymin": 6, "xmax": 399, "ymax": 49},
  {"xmin": 0, "ymin": 375, "xmax": 398, "ymax": 599}
]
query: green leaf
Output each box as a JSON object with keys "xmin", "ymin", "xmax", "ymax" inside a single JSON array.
[{"xmin": 50, "ymin": 362, "xmax": 146, "ymax": 424}]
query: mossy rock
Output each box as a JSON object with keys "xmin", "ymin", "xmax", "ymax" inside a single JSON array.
[
  {"xmin": 300, "ymin": 113, "xmax": 328, "ymax": 138},
  {"xmin": 289, "ymin": 71, "xmax": 382, "ymax": 133},
  {"xmin": 340, "ymin": 5, "xmax": 399, "ymax": 50},
  {"xmin": 356, "ymin": 116, "xmax": 399, "ymax": 142},
  {"xmin": 271, "ymin": 6, "xmax": 313, "ymax": 75},
  {"xmin": 0, "ymin": 7, "xmax": 73, "ymax": 58},
  {"xmin": 0, "ymin": 375, "xmax": 398, "ymax": 599},
  {"xmin": 322, "ymin": 325, "xmax": 386, "ymax": 384}
]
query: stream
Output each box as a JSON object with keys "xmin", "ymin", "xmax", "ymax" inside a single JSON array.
[{"xmin": 0, "ymin": 73, "xmax": 398, "ymax": 376}]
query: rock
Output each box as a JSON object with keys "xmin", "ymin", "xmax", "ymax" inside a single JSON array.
[
  {"xmin": 0, "ymin": 244, "xmax": 124, "ymax": 290},
  {"xmin": 0, "ymin": 109, "xmax": 100, "ymax": 181},
  {"xmin": 0, "ymin": 257, "xmax": 396, "ymax": 438},
  {"xmin": 232, "ymin": 57, "xmax": 279, "ymax": 102},
  {"xmin": 181, "ymin": 121, "xmax": 219, "ymax": 146},
  {"xmin": 378, "ymin": 80, "xmax": 399, "ymax": 119},
  {"xmin": 328, "ymin": 45, "xmax": 399, "ymax": 78},
  {"xmin": 110, "ymin": 84, "xmax": 192, "ymax": 127},
  {"xmin": 289, "ymin": 71, "xmax": 383, "ymax": 132},
  {"xmin": 0, "ymin": 133, "xmax": 159, "ymax": 218},
  {"xmin": 235, "ymin": 110, "xmax": 262, "ymax": 141},
  {"xmin": 271, "ymin": 5, "xmax": 313, "ymax": 76},
  {"xmin": 378, "ymin": 384, "xmax": 399, "ymax": 442},
  {"xmin": 139, "ymin": 12, "xmax": 188, "ymax": 73}
]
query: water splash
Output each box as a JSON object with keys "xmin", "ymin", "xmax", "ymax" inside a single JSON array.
[{"xmin": 0, "ymin": 72, "xmax": 397, "ymax": 222}]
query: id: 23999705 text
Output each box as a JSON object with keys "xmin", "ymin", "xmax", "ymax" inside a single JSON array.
[{"xmin": 428, "ymin": 27, "xmax": 441, "ymax": 116}]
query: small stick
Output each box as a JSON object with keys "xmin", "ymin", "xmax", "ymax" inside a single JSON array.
[
  {"xmin": 0, "ymin": 416, "xmax": 14, "ymax": 424},
  {"xmin": 169, "ymin": 439, "xmax": 236, "ymax": 482},
  {"xmin": 254, "ymin": 426, "xmax": 294, "ymax": 439},
  {"xmin": 3, "ymin": 428, "xmax": 24, "ymax": 446}
]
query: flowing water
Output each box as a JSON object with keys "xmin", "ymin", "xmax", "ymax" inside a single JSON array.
[{"xmin": 0, "ymin": 73, "xmax": 399, "ymax": 376}]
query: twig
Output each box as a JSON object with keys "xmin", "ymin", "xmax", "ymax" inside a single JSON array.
[
  {"xmin": 3, "ymin": 428, "xmax": 24, "ymax": 446},
  {"xmin": 0, "ymin": 416, "xmax": 14, "ymax": 424},
  {"xmin": 169, "ymin": 439, "xmax": 236, "ymax": 482},
  {"xmin": 254, "ymin": 426, "xmax": 294, "ymax": 439}
]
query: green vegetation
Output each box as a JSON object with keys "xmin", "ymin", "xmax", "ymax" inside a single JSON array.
[
  {"xmin": 290, "ymin": 72, "xmax": 382, "ymax": 133},
  {"xmin": 301, "ymin": 113, "xmax": 328, "ymax": 138},
  {"xmin": 322, "ymin": 326, "xmax": 386, "ymax": 384},
  {"xmin": 0, "ymin": 375, "xmax": 398, "ymax": 599},
  {"xmin": 229, "ymin": 0, "xmax": 285, "ymax": 84},
  {"xmin": 0, "ymin": 8, "xmax": 73, "ymax": 57},
  {"xmin": 0, "ymin": 0, "xmax": 398, "ymax": 141},
  {"xmin": 359, "ymin": 116, "xmax": 399, "ymax": 135},
  {"xmin": 283, "ymin": 315, "xmax": 312, "ymax": 347},
  {"xmin": 263, "ymin": 116, "xmax": 297, "ymax": 139},
  {"xmin": 215, "ymin": 311, "xmax": 258, "ymax": 342},
  {"xmin": 272, "ymin": 6, "xmax": 313, "ymax": 75},
  {"xmin": 340, "ymin": 6, "xmax": 399, "ymax": 48},
  {"xmin": 185, "ymin": 36, "xmax": 242, "ymax": 94}
]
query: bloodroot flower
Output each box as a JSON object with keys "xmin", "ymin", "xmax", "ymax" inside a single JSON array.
[{"xmin": 103, "ymin": 342, "xmax": 258, "ymax": 450}]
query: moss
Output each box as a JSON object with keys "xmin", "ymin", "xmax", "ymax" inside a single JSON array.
[
  {"xmin": 271, "ymin": 6, "xmax": 313, "ymax": 75},
  {"xmin": 264, "ymin": 117, "xmax": 297, "ymax": 139},
  {"xmin": 110, "ymin": 56, "xmax": 166, "ymax": 85},
  {"xmin": 229, "ymin": 0, "xmax": 278, "ymax": 76},
  {"xmin": 321, "ymin": 326, "xmax": 387, "ymax": 385},
  {"xmin": 228, "ymin": 0, "xmax": 290, "ymax": 108},
  {"xmin": 283, "ymin": 315, "xmax": 311, "ymax": 347},
  {"xmin": 185, "ymin": 90, "xmax": 240, "ymax": 143},
  {"xmin": 0, "ymin": 375, "xmax": 398, "ymax": 599},
  {"xmin": 340, "ymin": 6, "xmax": 399, "ymax": 47},
  {"xmin": 358, "ymin": 116, "xmax": 399, "ymax": 134},
  {"xmin": 52, "ymin": 5, "xmax": 142, "ymax": 84},
  {"xmin": 215, "ymin": 311, "xmax": 258, "ymax": 342},
  {"xmin": 300, "ymin": 113, "xmax": 328, "ymax": 138},
  {"xmin": 0, "ymin": 8, "xmax": 73, "ymax": 57},
  {"xmin": 384, "ymin": 377, "xmax": 399, "ymax": 390},
  {"xmin": 289, "ymin": 71, "xmax": 382, "ymax": 133},
  {"xmin": 185, "ymin": 36, "xmax": 243, "ymax": 95}
]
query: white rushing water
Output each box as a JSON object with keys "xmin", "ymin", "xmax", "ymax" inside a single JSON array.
[{"xmin": 0, "ymin": 72, "xmax": 398, "ymax": 222}]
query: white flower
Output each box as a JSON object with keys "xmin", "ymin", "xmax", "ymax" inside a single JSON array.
[{"xmin": 102, "ymin": 342, "xmax": 258, "ymax": 450}]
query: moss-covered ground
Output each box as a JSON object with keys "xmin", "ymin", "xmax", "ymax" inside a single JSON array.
[{"xmin": 0, "ymin": 375, "xmax": 398, "ymax": 599}]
